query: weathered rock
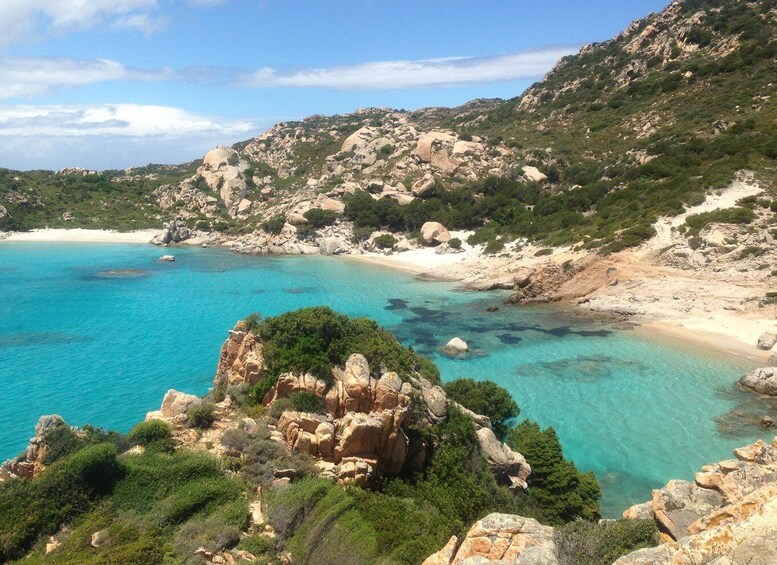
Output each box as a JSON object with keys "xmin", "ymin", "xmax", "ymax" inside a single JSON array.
[
  {"xmin": 158, "ymin": 254, "xmax": 176, "ymax": 262},
  {"xmin": 768, "ymin": 352, "xmax": 777, "ymax": 367},
  {"xmin": 152, "ymin": 220, "xmax": 191, "ymax": 245},
  {"xmin": 415, "ymin": 132, "xmax": 457, "ymax": 163},
  {"xmin": 0, "ymin": 414, "xmax": 65, "ymax": 480},
  {"xmin": 757, "ymin": 333, "xmax": 777, "ymax": 351},
  {"xmin": 475, "ymin": 428, "xmax": 531, "ymax": 491},
  {"xmin": 423, "ymin": 514, "xmax": 557, "ymax": 565},
  {"xmin": 158, "ymin": 389, "xmax": 200, "ymax": 421},
  {"xmin": 214, "ymin": 323, "xmax": 267, "ymax": 387},
  {"xmin": 522, "ymin": 165, "xmax": 547, "ymax": 183},
  {"xmin": 443, "ymin": 337, "xmax": 468, "ymax": 355},
  {"xmin": 739, "ymin": 367, "xmax": 777, "ymax": 396},
  {"xmin": 90, "ymin": 529, "xmax": 111, "ymax": 548},
  {"xmin": 411, "ymin": 175, "xmax": 436, "ymax": 197},
  {"xmin": 421, "ymin": 221, "xmax": 451, "ymax": 245},
  {"xmin": 319, "ymin": 237, "xmax": 347, "ymax": 256}
]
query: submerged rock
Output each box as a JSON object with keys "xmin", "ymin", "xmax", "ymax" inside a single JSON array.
[{"xmin": 158, "ymin": 255, "xmax": 176, "ymax": 262}]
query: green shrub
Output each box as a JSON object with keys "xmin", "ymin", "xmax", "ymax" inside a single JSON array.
[
  {"xmin": 685, "ymin": 207, "xmax": 756, "ymax": 236},
  {"xmin": 242, "ymin": 429, "xmax": 317, "ymax": 486},
  {"xmin": 448, "ymin": 237, "xmax": 462, "ymax": 249},
  {"xmin": 244, "ymin": 312, "xmax": 262, "ymax": 333},
  {"xmin": 220, "ymin": 428, "xmax": 250, "ymax": 455},
  {"xmin": 0, "ymin": 444, "xmax": 120, "ymax": 560},
  {"xmin": 188, "ymin": 402, "xmax": 216, "ymax": 429},
  {"xmin": 555, "ymin": 519, "xmax": 659, "ymax": 565},
  {"xmin": 127, "ymin": 420, "xmax": 174, "ymax": 453},
  {"xmin": 253, "ymin": 307, "xmax": 440, "ymax": 385},
  {"xmin": 506, "ymin": 420, "xmax": 601, "ymax": 525},
  {"xmin": 238, "ymin": 534, "xmax": 276, "ymax": 558},
  {"xmin": 373, "ymin": 233, "xmax": 398, "ymax": 249},
  {"xmin": 534, "ymin": 248, "xmax": 553, "ymax": 257},
  {"xmin": 379, "ymin": 144, "xmax": 394, "ymax": 156},
  {"xmin": 289, "ymin": 391, "xmax": 326, "ymax": 414},
  {"xmin": 443, "ymin": 379, "xmax": 520, "ymax": 440},
  {"xmin": 303, "ymin": 208, "xmax": 339, "ymax": 228},
  {"xmin": 261, "ymin": 215, "xmax": 286, "ymax": 235}
]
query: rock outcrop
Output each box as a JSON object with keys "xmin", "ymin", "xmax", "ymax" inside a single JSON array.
[
  {"xmin": 421, "ymin": 222, "xmax": 451, "ymax": 245},
  {"xmin": 425, "ymin": 437, "xmax": 777, "ymax": 565},
  {"xmin": 616, "ymin": 437, "xmax": 777, "ymax": 564},
  {"xmin": 0, "ymin": 415, "xmax": 65, "ymax": 481},
  {"xmin": 208, "ymin": 321, "xmax": 530, "ymax": 489},
  {"xmin": 739, "ymin": 367, "xmax": 777, "ymax": 396},
  {"xmin": 423, "ymin": 513, "xmax": 558, "ymax": 565},
  {"xmin": 757, "ymin": 333, "xmax": 777, "ymax": 351}
]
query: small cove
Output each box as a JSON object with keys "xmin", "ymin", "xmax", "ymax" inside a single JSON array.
[{"xmin": 0, "ymin": 242, "xmax": 769, "ymax": 516}]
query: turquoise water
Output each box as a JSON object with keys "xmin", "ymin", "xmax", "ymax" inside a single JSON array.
[{"xmin": 0, "ymin": 243, "xmax": 771, "ymax": 516}]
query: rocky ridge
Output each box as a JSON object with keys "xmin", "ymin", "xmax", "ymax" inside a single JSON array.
[
  {"xmin": 139, "ymin": 319, "xmax": 531, "ymax": 492},
  {"xmin": 423, "ymin": 436, "xmax": 777, "ymax": 565}
]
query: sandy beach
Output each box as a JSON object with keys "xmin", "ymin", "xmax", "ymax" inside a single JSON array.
[{"xmin": 0, "ymin": 228, "xmax": 159, "ymax": 244}]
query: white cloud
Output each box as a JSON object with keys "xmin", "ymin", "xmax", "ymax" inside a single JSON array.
[
  {"xmin": 0, "ymin": 104, "xmax": 257, "ymax": 138},
  {"xmin": 0, "ymin": 47, "xmax": 576, "ymax": 101},
  {"xmin": 0, "ymin": 104, "xmax": 266, "ymax": 170},
  {"xmin": 0, "ymin": 57, "xmax": 173, "ymax": 99},
  {"xmin": 233, "ymin": 47, "xmax": 578, "ymax": 90},
  {"xmin": 0, "ymin": 0, "xmax": 161, "ymax": 45}
]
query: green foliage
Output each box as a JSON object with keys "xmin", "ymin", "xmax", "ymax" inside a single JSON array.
[
  {"xmin": 373, "ymin": 233, "xmax": 397, "ymax": 249},
  {"xmin": 443, "ymin": 378, "xmax": 519, "ymax": 440},
  {"xmin": 261, "ymin": 215, "xmax": 286, "ymax": 235},
  {"xmin": 127, "ymin": 420, "xmax": 174, "ymax": 453},
  {"xmin": 0, "ymin": 444, "xmax": 120, "ymax": 560},
  {"xmin": 252, "ymin": 307, "xmax": 440, "ymax": 385},
  {"xmin": 289, "ymin": 390, "xmax": 326, "ymax": 414},
  {"xmin": 385, "ymin": 407, "xmax": 523, "ymax": 538},
  {"xmin": 506, "ymin": 420, "xmax": 601, "ymax": 525},
  {"xmin": 244, "ymin": 312, "xmax": 262, "ymax": 333},
  {"xmin": 302, "ymin": 208, "xmax": 339, "ymax": 228},
  {"xmin": 188, "ymin": 402, "xmax": 216, "ymax": 429},
  {"xmin": 448, "ymin": 237, "xmax": 462, "ymax": 249},
  {"xmin": 238, "ymin": 534, "xmax": 276, "ymax": 558},
  {"xmin": 41, "ymin": 423, "xmax": 130, "ymax": 465},
  {"xmin": 555, "ymin": 519, "xmax": 659, "ymax": 565},
  {"xmin": 685, "ymin": 207, "xmax": 756, "ymax": 236},
  {"xmin": 241, "ymin": 427, "xmax": 317, "ymax": 486}
]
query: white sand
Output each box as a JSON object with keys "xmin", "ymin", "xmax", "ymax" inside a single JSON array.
[{"xmin": 1, "ymin": 228, "xmax": 158, "ymax": 244}]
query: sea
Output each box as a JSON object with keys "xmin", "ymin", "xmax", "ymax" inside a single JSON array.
[{"xmin": 0, "ymin": 242, "xmax": 772, "ymax": 516}]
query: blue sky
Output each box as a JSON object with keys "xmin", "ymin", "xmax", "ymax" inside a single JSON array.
[{"xmin": 0, "ymin": 0, "xmax": 670, "ymax": 170}]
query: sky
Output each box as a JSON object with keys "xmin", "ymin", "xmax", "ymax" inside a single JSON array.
[{"xmin": 0, "ymin": 0, "xmax": 671, "ymax": 171}]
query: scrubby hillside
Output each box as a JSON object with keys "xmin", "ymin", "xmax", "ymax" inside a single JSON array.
[{"xmin": 151, "ymin": 0, "xmax": 776, "ymax": 256}]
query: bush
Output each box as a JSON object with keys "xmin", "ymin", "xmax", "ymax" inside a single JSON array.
[
  {"xmin": 289, "ymin": 391, "xmax": 326, "ymax": 414},
  {"xmin": 373, "ymin": 233, "xmax": 397, "ymax": 249},
  {"xmin": 188, "ymin": 402, "xmax": 216, "ymax": 429},
  {"xmin": 448, "ymin": 237, "xmax": 462, "ymax": 249},
  {"xmin": 685, "ymin": 207, "xmax": 756, "ymax": 235},
  {"xmin": 506, "ymin": 420, "xmax": 600, "ymax": 525},
  {"xmin": 0, "ymin": 444, "xmax": 120, "ymax": 560},
  {"xmin": 238, "ymin": 534, "xmax": 276, "ymax": 558},
  {"xmin": 555, "ymin": 519, "xmax": 659, "ymax": 565},
  {"xmin": 127, "ymin": 420, "xmax": 174, "ymax": 453},
  {"xmin": 242, "ymin": 429, "xmax": 317, "ymax": 486},
  {"xmin": 443, "ymin": 379, "xmax": 519, "ymax": 440},
  {"xmin": 303, "ymin": 208, "xmax": 339, "ymax": 228},
  {"xmin": 253, "ymin": 307, "xmax": 440, "ymax": 385},
  {"xmin": 220, "ymin": 428, "xmax": 250, "ymax": 455},
  {"xmin": 261, "ymin": 215, "xmax": 286, "ymax": 235},
  {"xmin": 244, "ymin": 312, "xmax": 262, "ymax": 333}
]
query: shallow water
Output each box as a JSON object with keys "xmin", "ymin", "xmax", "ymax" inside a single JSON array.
[{"xmin": 0, "ymin": 243, "xmax": 770, "ymax": 516}]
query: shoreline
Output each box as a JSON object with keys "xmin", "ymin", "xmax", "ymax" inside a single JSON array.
[
  {"xmin": 1, "ymin": 228, "xmax": 773, "ymax": 366},
  {"xmin": 0, "ymin": 228, "xmax": 158, "ymax": 244}
]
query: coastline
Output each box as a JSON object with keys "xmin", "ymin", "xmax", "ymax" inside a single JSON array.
[
  {"xmin": 1, "ymin": 228, "xmax": 773, "ymax": 365},
  {"xmin": 0, "ymin": 228, "xmax": 158, "ymax": 244}
]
